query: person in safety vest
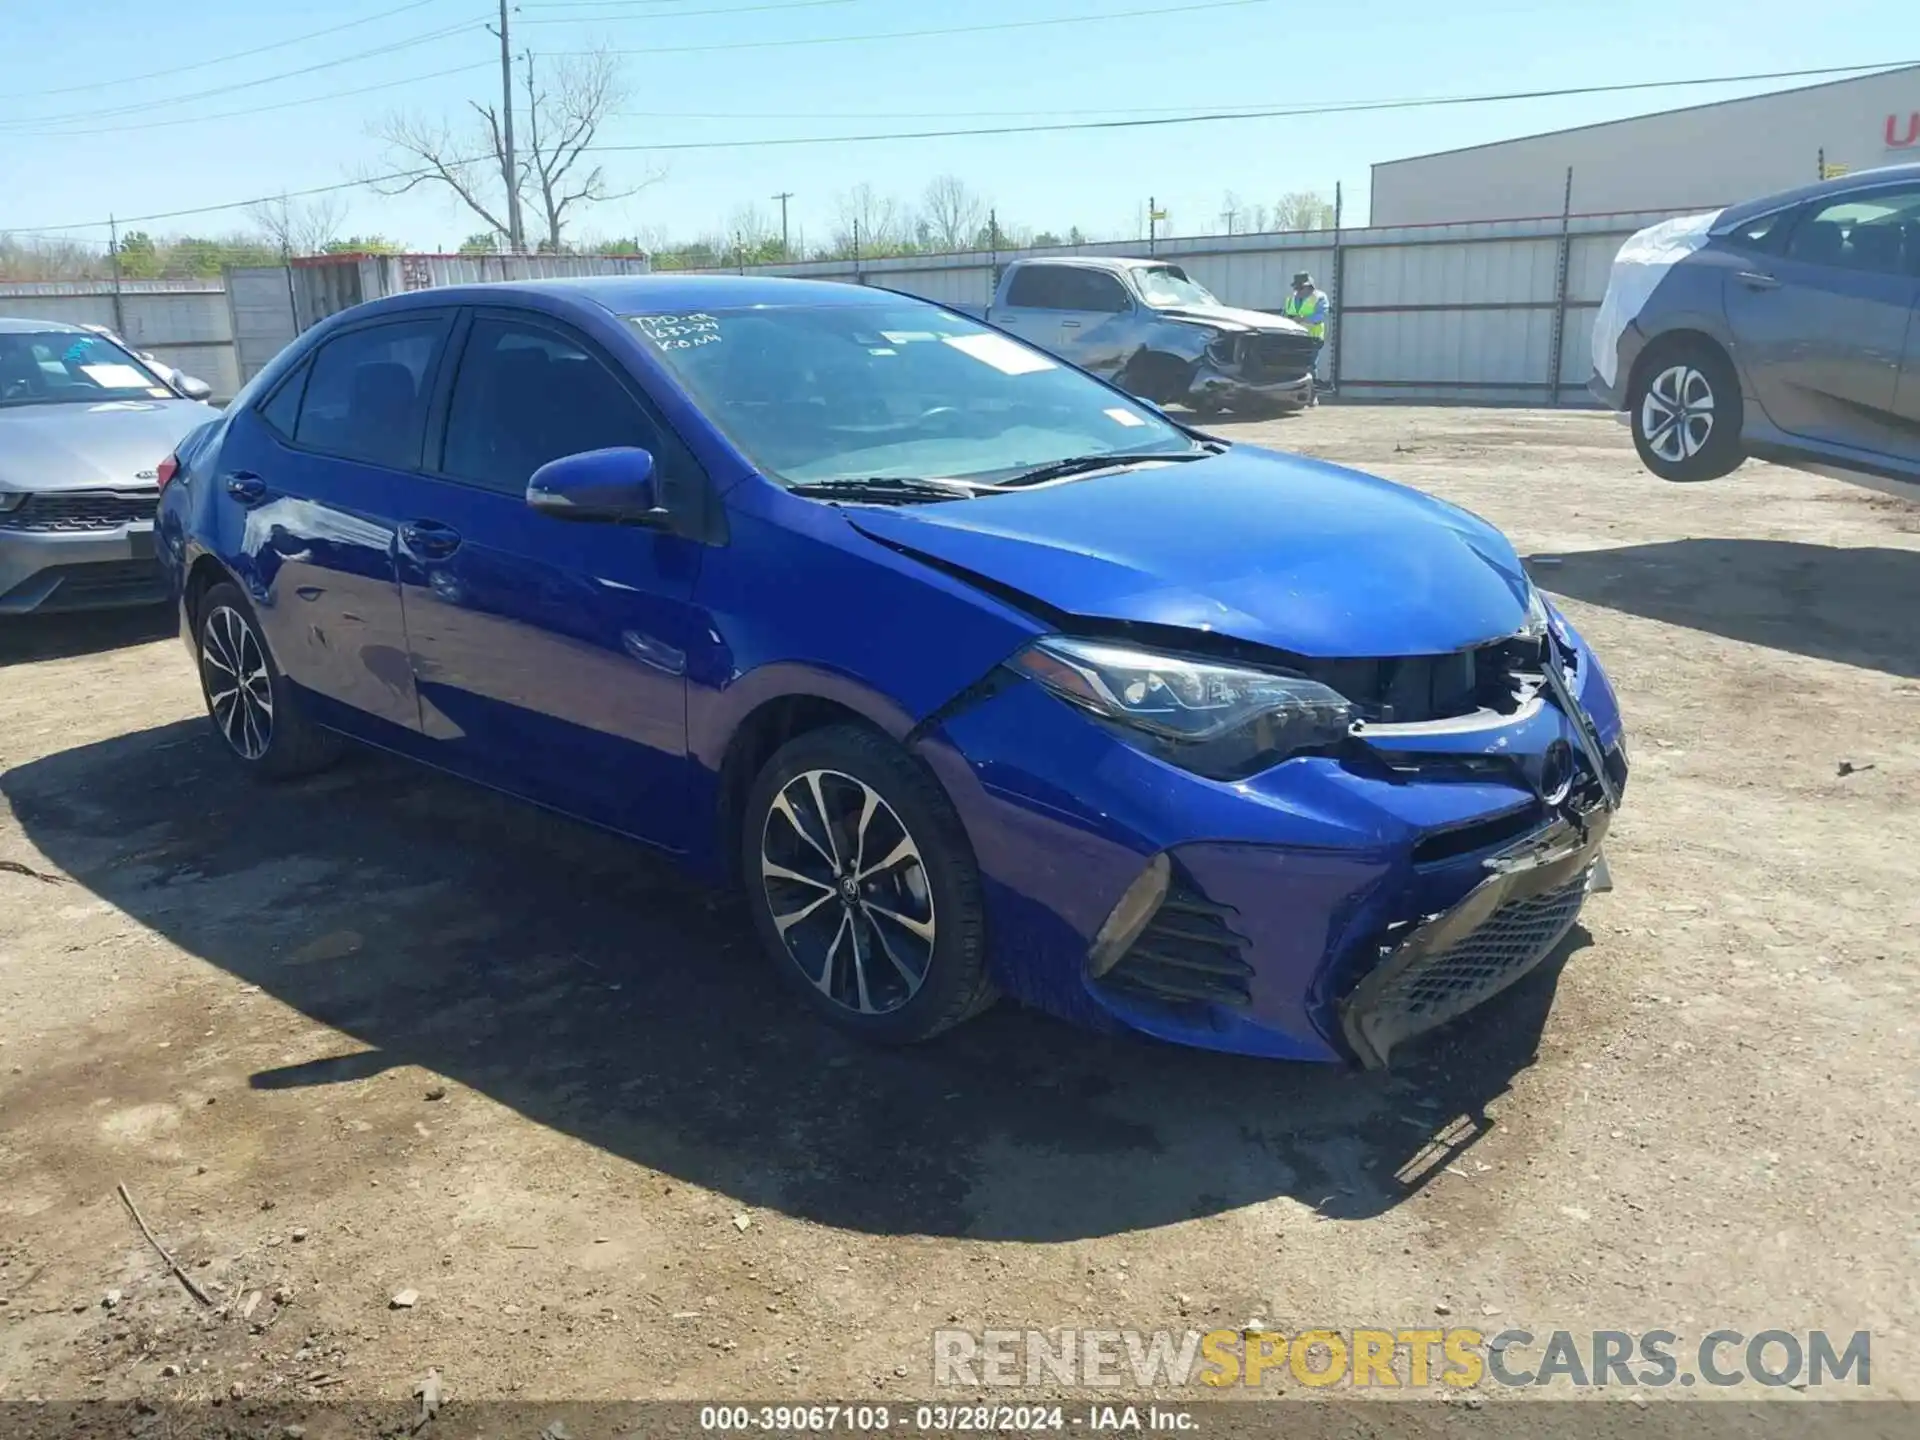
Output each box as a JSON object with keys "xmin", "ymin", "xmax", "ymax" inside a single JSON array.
[{"xmin": 1283, "ymin": 270, "xmax": 1328, "ymax": 405}]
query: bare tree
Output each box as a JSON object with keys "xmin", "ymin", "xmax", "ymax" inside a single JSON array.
[
  {"xmin": 367, "ymin": 111, "xmax": 517, "ymax": 241},
  {"xmin": 247, "ymin": 193, "xmax": 347, "ymax": 257},
  {"xmin": 920, "ymin": 174, "xmax": 985, "ymax": 252},
  {"xmin": 831, "ymin": 184, "xmax": 905, "ymax": 256},
  {"xmin": 1273, "ymin": 191, "xmax": 1337, "ymax": 230},
  {"xmin": 368, "ymin": 45, "xmax": 656, "ymax": 252},
  {"xmin": 518, "ymin": 48, "xmax": 658, "ymax": 251}
]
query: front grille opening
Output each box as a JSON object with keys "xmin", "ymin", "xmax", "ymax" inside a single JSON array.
[
  {"xmin": 1235, "ymin": 332, "xmax": 1319, "ymax": 381},
  {"xmin": 1409, "ymin": 803, "xmax": 1544, "ymax": 866},
  {"xmin": 0, "ymin": 489, "xmax": 158, "ymax": 533},
  {"xmin": 1094, "ymin": 875, "xmax": 1253, "ymax": 1012},
  {"xmin": 1305, "ymin": 635, "xmax": 1550, "ymax": 726}
]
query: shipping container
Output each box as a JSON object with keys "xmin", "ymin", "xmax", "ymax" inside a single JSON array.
[{"xmin": 222, "ymin": 251, "xmax": 653, "ymax": 384}]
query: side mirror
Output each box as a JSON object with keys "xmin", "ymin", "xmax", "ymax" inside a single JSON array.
[
  {"xmin": 526, "ymin": 446, "xmax": 667, "ymax": 525},
  {"xmin": 175, "ymin": 374, "xmax": 214, "ymax": 402}
]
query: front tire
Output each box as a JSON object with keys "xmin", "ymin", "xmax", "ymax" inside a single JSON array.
[
  {"xmin": 741, "ymin": 724, "xmax": 995, "ymax": 1044},
  {"xmin": 195, "ymin": 582, "xmax": 343, "ymax": 780},
  {"xmin": 1629, "ymin": 340, "xmax": 1745, "ymax": 481}
]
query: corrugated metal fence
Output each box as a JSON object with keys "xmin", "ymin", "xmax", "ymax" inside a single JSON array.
[
  {"xmin": 695, "ymin": 206, "xmax": 1682, "ymax": 405},
  {"xmin": 1, "ymin": 209, "xmax": 1682, "ymax": 407},
  {"xmin": 0, "ymin": 279, "xmax": 240, "ymax": 400}
]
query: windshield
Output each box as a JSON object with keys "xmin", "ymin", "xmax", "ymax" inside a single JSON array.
[
  {"xmin": 1134, "ymin": 265, "xmax": 1220, "ymax": 309},
  {"xmin": 0, "ymin": 331, "xmax": 172, "ymax": 408},
  {"xmin": 627, "ymin": 301, "xmax": 1197, "ymax": 487}
]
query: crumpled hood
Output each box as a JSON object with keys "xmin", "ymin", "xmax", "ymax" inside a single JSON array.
[
  {"xmin": 847, "ymin": 446, "xmax": 1532, "ymax": 658},
  {"xmin": 1154, "ymin": 303, "xmax": 1309, "ymax": 336},
  {"xmin": 0, "ymin": 398, "xmax": 213, "ymax": 494}
]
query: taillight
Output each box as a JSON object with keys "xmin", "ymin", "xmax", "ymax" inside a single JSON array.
[{"xmin": 156, "ymin": 454, "xmax": 180, "ymax": 491}]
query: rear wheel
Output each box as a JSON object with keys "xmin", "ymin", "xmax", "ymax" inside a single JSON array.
[
  {"xmin": 1628, "ymin": 340, "xmax": 1745, "ymax": 481},
  {"xmin": 741, "ymin": 725, "xmax": 995, "ymax": 1044},
  {"xmin": 195, "ymin": 582, "xmax": 343, "ymax": 780}
]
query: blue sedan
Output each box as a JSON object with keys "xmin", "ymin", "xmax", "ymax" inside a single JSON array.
[{"xmin": 155, "ymin": 276, "xmax": 1626, "ymax": 1066}]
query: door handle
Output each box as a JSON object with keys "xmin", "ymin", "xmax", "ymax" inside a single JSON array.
[
  {"xmin": 400, "ymin": 519, "xmax": 462, "ymax": 559},
  {"xmin": 223, "ymin": 471, "xmax": 266, "ymax": 504},
  {"xmin": 1060, "ymin": 320, "xmax": 1083, "ymax": 329},
  {"xmin": 1738, "ymin": 271, "xmax": 1781, "ymax": 290}
]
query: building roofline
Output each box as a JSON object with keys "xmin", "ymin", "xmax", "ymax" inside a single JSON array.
[{"xmin": 1371, "ymin": 63, "xmax": 1920, "ymax": 170}]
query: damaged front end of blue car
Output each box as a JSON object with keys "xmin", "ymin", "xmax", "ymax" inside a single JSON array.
[{"xmin": 876, "ymin": 470, "xmax": 1629, "ymax": 1068}]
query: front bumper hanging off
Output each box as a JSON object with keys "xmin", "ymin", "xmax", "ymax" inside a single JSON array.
[
  {"xmin": 1339, "ymin": 807, "xmax": 1610, "ymax": 1068},
  {"xmin": 1340, "ymin": 635, "xmax": 1623, "ymax": 1067}
]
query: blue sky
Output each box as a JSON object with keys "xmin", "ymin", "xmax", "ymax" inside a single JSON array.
[{"xmin": 2, "ymin": 0, "xmax": 1911, "ymax": 251}]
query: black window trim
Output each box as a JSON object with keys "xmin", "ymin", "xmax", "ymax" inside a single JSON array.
[
  {"xmin": 260, "ymin": 308, "xmax": 459, "ymax": 473},
  {"xmin": 422, "ymin": 304, "xmax": 723, "ymax": 542}
]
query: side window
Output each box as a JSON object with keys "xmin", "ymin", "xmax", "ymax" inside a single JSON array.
[
  {"xmin": 293, "ymin": 318, "xmax": 446, "ymax": 469},
  {"xmin": 1724, "ymin": 209, "xmax": 1792, "ymax": 253},
  {"xmin": 256, "ymin": 356, "xmax": 310, "ymax": 439},
  {"xmin": 441, "ymin": 317, "xmax": 663, "ymax": 497},
  {"xmin": 1785, "ymin": 186, "xmax": 1920, "ymax": 276},
  {"xmin": 1072, "ymin": 269, "xmax": 1132, "ymax": 314},
  {"xmin": 1005, "ymin": 266, "xmax": 1070, "ymax": 309}
]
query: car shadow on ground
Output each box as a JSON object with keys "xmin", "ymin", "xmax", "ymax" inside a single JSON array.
[
  {"xmin": 1528, "ymin": 539, "xmax": 1920, "ymax": 678},
  {"xmin": 1, "ymin": 719, "xmax": 1577, "ymax": 1242},
  {"xmin": 0, "ymin": 605, "xmax": 175, "ymax": 666}
]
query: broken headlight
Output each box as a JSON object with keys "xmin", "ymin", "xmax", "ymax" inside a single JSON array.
[{"xmin": 1010, "ymin": 636, "xmax": 1356, "ymax": 779}]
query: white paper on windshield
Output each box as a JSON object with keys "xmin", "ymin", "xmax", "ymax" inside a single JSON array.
[
  {"xmin": 1105, "ymin": 407, "xmax": 1147, "ymax": 427},
  {"xmin": 1591, "ymin": 210, "xmax": 1721, "ymax": 389},
  {"xmin": 79, "ymin": 363, "xmax": 151, "ymax": 389},
  {"xmin": 943, "ymin": 333, "xmax": 1055, "ymax": 375},
  {"xmin": 881, "ymin": 330, "xmax": 938, "ymax": 344}
]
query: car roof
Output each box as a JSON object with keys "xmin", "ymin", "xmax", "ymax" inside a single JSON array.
[
  {"xmin": 0, "ymin": 317, "xmax": 86, "ymax": 334},
  {"xmin": 1713, "ymin": 161, "xmax": 1920, "ymax": 232},
  {"xmin": 357, "ymin": 273, "xmax": 911, "ymax": 318},
  {"xmin": 1010, "ymin": 256, "xmax": 1174, "ymax": 271}
]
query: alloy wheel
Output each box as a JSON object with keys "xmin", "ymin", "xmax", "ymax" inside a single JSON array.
[
  {"xmin": 759, "ymin": 767, "xmax": 935, "ymax": 1016},
  {"xmin": 201, "ymin": 604, "xmax": 274, "ymax": 760},
  {"xmin": 1640, "ymin": 363, "xmax": 1715, "ymax": 464}
]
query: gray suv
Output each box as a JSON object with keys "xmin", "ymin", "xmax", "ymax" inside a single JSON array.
[
  {"xmin": 1591, "ymin": 164, "xmax": 1920, "ymax": 499},
  {"xmin": 0, "ymin": 319, "xmax": 216, "ymax": 614}
]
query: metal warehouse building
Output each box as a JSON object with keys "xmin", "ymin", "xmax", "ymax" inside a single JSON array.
[{"xmin": 1371, "ymin": 64, "xmax": 1920, "ymax": 226}]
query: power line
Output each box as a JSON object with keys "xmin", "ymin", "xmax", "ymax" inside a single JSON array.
[
  {"xmin": 6, "ymin": 0, "xmax": 467, "ymax": 99},
  {"xmin": 553, "ymin": 0, "xmax": 1277, "ymax": 56},
  {"xmin": 15, "ymin": 62, "xmax": 500, "ymax": 141},
  {"xmin": 12, "ymin": 61, "xmax": 1911, "ymax": 235},
  {"xmin": 520, "ymin": 0, "xmax": 866, "ymax": 20},
  {"xmin": 0, "ymin": 20, "xmax": 487, "ymax": 130}
]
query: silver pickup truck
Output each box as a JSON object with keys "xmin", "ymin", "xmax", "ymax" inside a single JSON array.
[{"xmin": 958, "ymin": 256, "xmax": 1319, "ymax": 415}]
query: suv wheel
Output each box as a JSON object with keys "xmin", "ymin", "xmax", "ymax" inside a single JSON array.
[{"xmin": 1628, "ymin": 340, "xmax": 1745, "ymax": 482}]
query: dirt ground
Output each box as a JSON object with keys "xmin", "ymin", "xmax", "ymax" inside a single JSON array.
[{"xmin": 1, "ymin": 407, "xmax": 1915, "ymax": 1422}]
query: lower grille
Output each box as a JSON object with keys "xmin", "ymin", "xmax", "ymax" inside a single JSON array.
[
  {"xmin": 1237, "ymin": 332, "xmax": 1319, "ymax": 381},
  {"xmin": 1346, "ymin": 869, "xmax": 1590, "ymax": 1064},
  {"xmin": 0, "ymin": 489, "xmax": 158, "ymax": 532},
  {"xmin": 10, "ymin": 559, "xmax": 167, "ymax": 612},
  {"xmin": 1097, "ymin": 880, "xmax": 1254, "ymax": 1010}
]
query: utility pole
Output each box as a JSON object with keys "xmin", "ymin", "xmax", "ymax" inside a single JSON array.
[
  {"xmin": 106, "ymin": 215, "xmax": 125, "ymax": 337},
  {"xmin": 771, "ymin": 191, "xmax": 794, "ymax": 260},
  {"xmin": 492, "ymin": 0, "xmax": 525, "ymax": 253}
]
